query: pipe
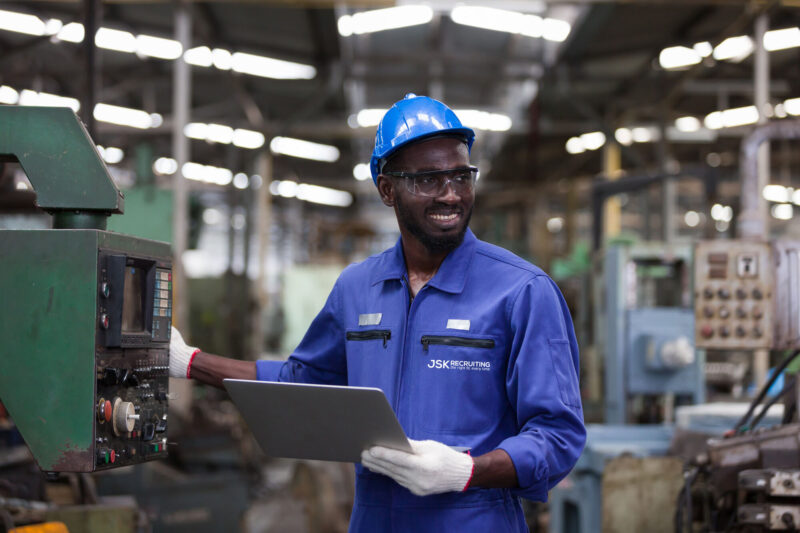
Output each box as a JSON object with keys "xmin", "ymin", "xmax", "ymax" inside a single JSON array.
[{"xmin": 738, "ymin": 119, "xmax": 800, "ymax": 240}]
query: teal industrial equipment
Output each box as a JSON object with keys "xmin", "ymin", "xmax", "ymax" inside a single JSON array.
[{"xmin": 0, "ymin": 107, "xmax": 172, "ymax": 472}]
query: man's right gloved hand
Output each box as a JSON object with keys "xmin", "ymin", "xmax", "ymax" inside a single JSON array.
[{"xmin": 169, "ymin": 327, "xmax": 200, "ymax": 379}]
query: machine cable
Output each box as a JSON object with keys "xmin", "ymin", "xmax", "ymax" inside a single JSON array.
[{"xmin": 732, "ymin": 349, "xmax": 800, "ymax": 434}]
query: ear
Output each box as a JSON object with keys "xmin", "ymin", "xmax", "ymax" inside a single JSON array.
[{"xmin": 376, "ymin": 175, "xmax": 396, "ymax": 207}]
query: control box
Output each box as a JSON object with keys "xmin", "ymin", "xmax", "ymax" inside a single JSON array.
[
  {"xmin": 694, "ymin": 240, "xmax": 800, "ymax": 351},
  {"xmin": 0, "ymin": 230, "xmax": 172, "ymax": 472}
]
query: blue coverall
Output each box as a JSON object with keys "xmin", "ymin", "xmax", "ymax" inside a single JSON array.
[{"xmin": 256, "ymin": 229, "xmax": 586, "ymax": 532}]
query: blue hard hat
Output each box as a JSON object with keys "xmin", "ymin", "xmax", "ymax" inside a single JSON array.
[{"xmin": 370, "ymin": 93, "xmax": 475, "ymax": 184}]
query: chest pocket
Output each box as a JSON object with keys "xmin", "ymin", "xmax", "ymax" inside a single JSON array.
[
  {"xmin": 346, "ymin": 329, "xmax": 391, "ymax": 347},
  {"xmin": 413, "ymin": 332, "xmax": 505, "ymax": 435}
]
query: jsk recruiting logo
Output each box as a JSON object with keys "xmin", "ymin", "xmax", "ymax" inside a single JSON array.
[{"xmin": 427, "ymin": 359, "xmax": 491, "ymax": 371}]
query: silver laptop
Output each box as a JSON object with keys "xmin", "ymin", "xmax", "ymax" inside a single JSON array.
[{"xmin": 223, "ymin": 379, "xmax": 414, "ymax": 463}]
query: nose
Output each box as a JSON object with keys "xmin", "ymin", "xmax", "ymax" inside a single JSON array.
[{"xmin": 436, "ymin": 178, "xmax": 461, "ymax": 202}]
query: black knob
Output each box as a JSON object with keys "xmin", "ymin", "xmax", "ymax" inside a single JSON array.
[
  {"xmin": 124, "ymin": 372, "xmax": 140, "ymax": 387},
  {"xmin": 102, "ymin": 368, "xmax": 121, "ymax": 386},
  {"xmin": 718, "ymin": 288, "xmax": 731, "ymax": 300}
]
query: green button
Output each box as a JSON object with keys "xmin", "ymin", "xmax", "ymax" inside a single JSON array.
[{"xmin": 104, "ymin": 452, "xmax": 109, "ymax": 464}]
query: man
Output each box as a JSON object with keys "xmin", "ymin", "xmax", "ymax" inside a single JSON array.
[{"xmin": 170, "ymin": 94, "xmax": 585, "ymax": 531}]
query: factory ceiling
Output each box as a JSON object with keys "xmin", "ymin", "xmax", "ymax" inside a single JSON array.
[{"xmin": 1, "ymin": 1, "xmax": 799, "ymax": 200}]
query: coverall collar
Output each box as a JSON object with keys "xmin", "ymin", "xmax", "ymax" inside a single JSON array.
[{"xmin": 371, "ymin": 228, "xmax": 477, "ymax": 295}]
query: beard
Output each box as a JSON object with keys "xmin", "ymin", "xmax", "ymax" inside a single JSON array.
[{"xmin": 395, "ymin": 194, "xmax": 473, "ymax": 255}]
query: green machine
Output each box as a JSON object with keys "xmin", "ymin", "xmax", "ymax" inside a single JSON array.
[{"xmin": 0, "ymin": 107, "xmax": 172, "ymax": 472}]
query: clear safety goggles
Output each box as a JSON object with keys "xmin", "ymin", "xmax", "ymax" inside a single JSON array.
[{"xmin": 384, "ymin": 166, "xmax": 478, "ymax": 197}]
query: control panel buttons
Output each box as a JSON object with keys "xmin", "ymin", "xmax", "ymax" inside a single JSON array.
[
  {"xmin": 701, "ymin": 325, "xmax": 714, "ymax": 339},
  {"xmin": 97, "ymin": 399, "xmax": 112, "ymax": 423},
  {"xmin": 102, "ymin": 368, "xmax": 121, "ymax": 386},
  {"xmin": 753, "ymin": 326, "xmax": 764, "ymax": 338},
  {"xmin": 703, "ymin": 306, "xmax": 714, "ymax": 318},
  {"xmin": 703, "ymin": 287, "xmax": 714, "ymax": 300},
  {"xmin": 718, "ymin": 288, "xmax": 731, "ymax": 300},
  {"xmin": 96, "ymin": 448, "xmax": 116, "ymax": 465},
  {"xmin": 736, "ymin": 288, "xmax": 747, "ymax": 300},
  {"xmin": 112, "ymin": 398, "xmax": 139, "ymax": 436},
  {"xmin": 735, "ymin": 326, "xmax": 747, "ymax": 338},
  {"xmin": 718, "ymin": 306, "xmax": 730, "ymax": 319},
  {"xmin": 719, "ymin": 326, "xmax": 731, "ymax": 338},
  {"xmin": 100, "ymin": 282, "xmax": 110, "ymax": 298},
  {"xmin": 99, "ymin": 313, "xmax": 109, "ymax": 329},
  {"xmin": 753, "ymin": 306, "xmax": 764, "ymax": 319},
  {"xmin": 752, "ymin": 288, "xmax": 764, "ymax": 300},
  {"xmin": 736, "ymin": 307, "xmax": 748, "ymax": 319}
]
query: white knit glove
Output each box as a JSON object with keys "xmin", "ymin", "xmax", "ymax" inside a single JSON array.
[
  {"xmin": 361, "ymin": 439, "xmax": 474, "ymax": 496},
  {"xmin": 169, "ymin": 327, "xmax": 200, "ymax": 379}
]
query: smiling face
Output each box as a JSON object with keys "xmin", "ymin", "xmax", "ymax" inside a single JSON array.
[{"xmin": 377, "ymin": 136, "xmax": 474, "ymax": 256}]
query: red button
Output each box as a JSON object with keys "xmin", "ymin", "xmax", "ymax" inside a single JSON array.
[
  {"xmin": 701, "ymin": 325, "xmax": 714, "ymax": 338},
  {"xmin": 110, "ymin": 450, "xmax": 116, "ymax": 463},
  {"xmin": 104, "ymin": 400, "xmax": 112, "ymax": 422},
  {"xmin": 168, "ymin": 273, "xmax": 172, "ymax": 281}
]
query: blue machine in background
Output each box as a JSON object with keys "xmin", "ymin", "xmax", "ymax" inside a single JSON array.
[{"xmin": 597, "ymin": 242, "xmax": 705, "ymax": 424}]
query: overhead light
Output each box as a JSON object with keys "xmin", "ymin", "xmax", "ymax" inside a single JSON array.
[
  {"xmin": 704, "ymin": 105, "xmax": 758, "ymax": 129},
  {"xmin": 184, "ymin": 123, "xmax": 208, "ymax": 140},
  {"xmin": 450, "ymin": 6, "xmax": 569, "ymax": 42},
  {"xmin": 614, "ymin": 128, "xmax": 633, "ymax": 146},
  {"xmin": 276, "ymin": 180, "xmax": 298, "ymax": 198},
  {"xmin": 693, "ymin": 41, "xmax": 713, "ymax": 57},
  {"xmin": 794, "ymin": 190, "xmax": 800, "ymax": 206},
  {"xmin": 631, "ymin": 126, "xmax": 657, "ymax": 143},
  {"xmin": 231, "ymin": 51, "xmax": 316, "ymax": 80},
  {"xmin": 353, "ymin": 163, "xmax": 371, "ymax": 181},
  {"xmin": 763, "ymin": 184, "xmax": 791, "ymax": 203},
  {"xmin": 456, "ymin": 110, "xmax": 512, "ymax": 131},
  {"xmin": 542, "ymin": 18, "xmax": 571, "ymax": 42},
  {"xmin": 659, "ymin": 46, "xmax": 701, "ymax": 70},
  {"xmin": 182, "ymin": 162, "xmax": 233, "ymax": 186},
  {"xmin": 355, "ymin": 109, "xmax": 387, "ymax": 128},
  {"xmin": 153, "ymin": 157, "xmax": 178, "ymax": 175},
  {"xmin": 270, "ymin": 136, "xmax": 340, "ymax": 162},
  {"xmin": 19, "ymin": 89, "xmax": 80, "ymax": 112},
  {"xmin": 96, "ymin": 145, "xmax": 124, "ymax": 164},
  {"xmin": 184, "ymin": 46, "xmax": 213, "ymax": 67},
  {"xmin": 684, "ymin": 211, "xmax": 701, "ymax": 227},
  {"xmin": 713, "ymin": 35, "xmax": 753, "ymax": 62},
  {"xmin": 784, "ymin": 97, "xmax": 800, "ymax": 116},
  {"xmin": 580, "ymin": 131, "xmax": 606, "ymax": 151},
  {"xmin": 232, "ymin": 129, "xmax": 265, "ymax": 149},
  {"xmin": 711, "ymin": 203, "xmax": 733, "ymax": 222},
  {"xmin": 94, "ymin": 103, "xmax": 161, "ymax": 129},
  {"xmin": 0, "ymin": 85, "xmax": 19, "ymax": 105},
  {"xmin": 205, "ymin": 123, "xmax": 234, "ymax": 144},
  {"xmin": 0, "ymin": 9, "xmax": 48, "ymax": 36},
  {"xmin": 565, "ymin": 137, "xmax": 585, "ymax": 154},
  {"xmin": 675, "ymin": 116, "xmax": 701, "ymax": 132},
  {"xmin": 136, "ymin": 34, "xmax": 182, "ymax": 60},
  {"xmin": 546, "ymin": 217, "xmax": 564, "ymax": 233},
  {"xmin": 764, "ymin": 27, "xmax": 800, "ymax": 52},
  {"xmin": 212, "ymin": 48, "xmax": 233, "ymax": 70},
  {"xmin": 233, "ymin": 173, "xmax": 249, "ymax": 190},
  {"xmin": 95, "ymin": 27, "xmax": 137, "ymax": 54},
  {"xmin": 297, "ymin": 183, "xmax": 353, "ymax": 207},
  {"xmin": 55, "ymin": 22, "xmax": 84, "ymax": 43},
  {"xmin": 338, "ymin": 5, "xmax": 433, "ymax": 36},
  {"xmin": 771, "ymin": 203, "xmax": 794, "ymax": 220}
]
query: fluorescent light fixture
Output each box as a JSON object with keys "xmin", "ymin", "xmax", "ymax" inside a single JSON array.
[
  {"xmin": 704, "ymin": 106, "xmax": 758, "ymax": 129},
  {"xmin": 95, "ymin": 27, "xmax": 137, "ymax": 54},
  {"xmin": 276, "ymin": 180, "xmax": 298, "ymax": 198},
  {"xmin": 184, "ymin": 46, "xmax": 213, "ymax": 67},
  {"xmin": 764, "ymin": 27, "xmax": 800, "ymax": 52},
  {"xmin": 338, "ymin": 5, "xmax": 433, "ymax": 36},
  {"xmin": 55, "ymin": 22, "xmax": 85, "ymax": 43},
  {"xmin": 675, "ymin": 116, "xmax": 701, "ymax": 132},
  {"xmin": 771, "ymin": 203, "xmax": 793, "ymax": 220},
  {"xmin": 353, "ymin": 163, "xmax": 371, "ymax": 181},
  {"xmin": 546, "ymin": 217, "xmax": 564, "ymax": 233},
  {"xmin": 684, "ymin": 211, "xmax": 700, "ymax": 227},
  {"xmin": 182, "ymin": 162, "xmax": 233, "ymax": 186},
  {"xmin": 693, "ymin": 41, "xmax": 713, "ymax": 57},
  {"xmin": 631, "ymin": 126, "xmax": 657, "ymax": 143},
  {"xmin": 565, "ymin": 137, "xmax": 585, "ymax": 154},
  {"xmin": 763, "ymin": 184, "xmax": 791, "ymax": 203},
  {"xmin": 94, "ymin": 103, "xmax": 160, "ymax": 129},
  {"xmin": 97, "ymin": 145, "xmax": 124, "ymax": 164},
  {"xmin": 659, "ymin": 46, "xmax": 701, "ymax": 70},
  {"xmin": 356, "ymin": 109, "xmax": 387, "ymax": 128},
  {"xmin": 784, "ymin": 97, "xmax": 800, "ymax": 116},
  {"xmin": 614, "ymin": 128, "xmax": 633, "ymax": 146},
  {"xmin": 456, "ymin": 109, "xmax": 512, "ymax": 131},
  {"xmin": 212, "ymin": 48, "xmax": 233, "ymax": 70},
  {"xmin": 19, "ymin": 90, "xmax": 80, "ymax": 112},
  {"xmin": 794, "ymin": 190, "xmax": 800, "ymax": 206},
  {"xmin": 231, "ymin": 51, "xmax": 316, "ymax": 80},
  {"xmin": 713, "ymin": 35, "xmax": 753, "ymax": 62},
  {"xmin": 44, "ymin": 19, "xmax": 63, "ymax": 36},
  {"xmin": 136, "ymin": 34, "xmax": 182, "ymax": 60},
  {"xmin": 184, "ymin": 123, "xmax": 207, "ymax": 140},
  {"xmin": 0, "ymin": 9, "xmax": 47, "ymax": 36},
  {"xmin": 153, "ymin": 157, "xmax": 178, "ymax": 175},
  {"xmin": 233, "ymin": 173, "xmax": 249, "ymax": 190},
  {"xmin": 270, "ymin": 136, "xmax": 340, "ymax": 162},
  {"xmin": 0, "ymin": 85, "xmax": 19, "ymax": 104},
  {"xmin": 451, "ymin": 6, "xmax": 525, "ymax": 34},
  {"xmin": 580, "ymin": 131, "xmax": 606, "ymax": 151},
  {"xmin": 206, "ymin": 123, "xmax": 234, "ymax": 144},
  {"xmin": 296, "ymin": 183, "xmax": 353, "ymax": 207},
  {"xmin": 232, "ymin": 129, "xmax": 265, "ymax": 149},
  {"xmin": 542, "ymin": 18, "xmax": 571, "ymax": 42}
]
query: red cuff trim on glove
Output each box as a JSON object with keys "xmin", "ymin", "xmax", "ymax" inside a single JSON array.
[
  {"xmin": 462, "ymin": 452, "xmax": 475, "ymax": 492},
  {"xmin": 186, "ymin": 349, "xmax": 201, "ymax": 379}
]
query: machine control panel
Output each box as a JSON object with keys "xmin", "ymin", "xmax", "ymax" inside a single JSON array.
[{"xmin": 694, "ymin": 241, "xmax": 774, "ymax": 349}]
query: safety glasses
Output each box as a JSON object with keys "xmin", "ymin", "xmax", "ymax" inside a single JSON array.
[{"xmin": 384, "ymin": 166, "xmax": 478, "ymax": 197}]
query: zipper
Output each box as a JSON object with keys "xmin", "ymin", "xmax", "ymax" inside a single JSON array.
[
  {"xmin": 346, "ymin": 329, "xmax": 391, "ymax": 348},
  {"xmin": 421, "ymin": 335, "xmax": 495, "ymax": 352}
]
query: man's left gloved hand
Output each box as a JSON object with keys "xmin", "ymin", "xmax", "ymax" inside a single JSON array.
[{"xmin": 361, "ymin": 439, "xmax": 474, "ymax": 496}]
